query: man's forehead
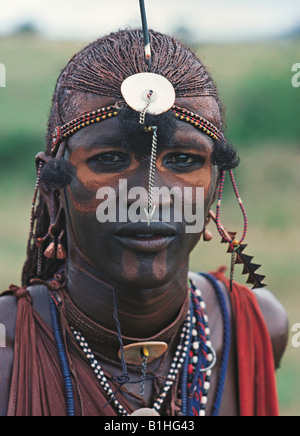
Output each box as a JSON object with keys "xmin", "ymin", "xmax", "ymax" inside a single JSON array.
[
  {"xmin": 63, "ymin": 92, "xmax": 220, "ymax": 128},
  {"xmin": 175, "ymin": 96, "xmax": 221, "ymax": 128},
  {"xmin": 62, "ymin": 92, "xmax": 219, "ymax": 157}
]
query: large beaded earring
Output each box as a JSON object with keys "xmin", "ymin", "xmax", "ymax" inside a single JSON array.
[{"xmin": 211, "ymin": 170, "xmax": 266, "ymax": 290}]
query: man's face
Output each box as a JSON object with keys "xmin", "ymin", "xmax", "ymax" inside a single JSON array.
[{"xmin": 62, "ymin": 94, "xmax": 220, "ymax": 288}]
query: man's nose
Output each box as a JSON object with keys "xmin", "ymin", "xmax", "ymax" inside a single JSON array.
[
  {"xmin": 127, "ymin": 157, "xmax": 152, "ymax": 193},
  {"xmin": 113, "ymin": 157, "xmax": 185, "ymax": 225},
  {"xmin": 126, "ymin": 162, "xmax": 177, "ymax": 208}
]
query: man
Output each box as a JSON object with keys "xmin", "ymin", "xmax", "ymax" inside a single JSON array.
[{"xmin": 0, "ymin": 29, "xmax": 288, "ymax": 416}]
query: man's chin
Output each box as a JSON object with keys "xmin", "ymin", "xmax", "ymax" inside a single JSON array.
[{"xmin": 91, "ymin": 260, "xmax": 177, "ymax": 290}]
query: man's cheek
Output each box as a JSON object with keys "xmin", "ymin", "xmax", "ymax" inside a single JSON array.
[
  {"xmin": 177, "ymin": 186, "xmax": 205, "ymax": 234},
  {"xmin": 176, "ymin": 231, "xmax": 201, "ymax": 259},
  {"xmin": 66, "ymin": 174, "xmax": 104, "ymax": 214}
]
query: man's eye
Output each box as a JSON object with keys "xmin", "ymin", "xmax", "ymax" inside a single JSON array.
[
  {"xmin": 164, "ymin": 153, "xmax": 205, "ymax": 171},
  {"xmin": 88, "ymin": 152, "xmax": 130, "ymax": 172},
  {"xmin": 94, "ymin": 153, "xmax": 126, "ymax": 163},
  {"xmin": 167, "ymin": 155, "xmax": 195, "ymax": 165}
]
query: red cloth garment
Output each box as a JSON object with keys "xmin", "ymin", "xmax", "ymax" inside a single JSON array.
[
  {"xmin": 6, "ymin": 287, "xmax": 133, "ymax": 416},
  {"xmin": 211, "ymin": 267, "xmax": 280, "ymax": 417}
]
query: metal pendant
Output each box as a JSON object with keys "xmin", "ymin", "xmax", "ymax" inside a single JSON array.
[{"xmin": 118, "ymin": 341, "xmax": 168, "ymax": 365}]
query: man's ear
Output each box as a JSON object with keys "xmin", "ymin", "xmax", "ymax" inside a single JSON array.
[
  {"xmin": 35, "ymin": 152, "xmax": 64, "ymax": 230},
  {"xmin": 209, "ymin": 166, "xmax": 221, "ymax": 208}
]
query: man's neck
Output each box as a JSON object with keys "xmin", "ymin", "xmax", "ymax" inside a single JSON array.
[{"xmin": 66, "ymin": 249, "xmax": 189, "ymax": 339}]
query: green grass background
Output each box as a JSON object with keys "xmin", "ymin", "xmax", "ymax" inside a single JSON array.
[{"xmin": 0, "ymin": 35, "xmax": 299, "ymax": 416}]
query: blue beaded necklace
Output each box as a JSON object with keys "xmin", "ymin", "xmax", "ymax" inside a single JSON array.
[
  {"xmin": 50, "ymin": 273, "xmax": 231, "ymax": 416},
  {"xmin": 50, "ymin": 298, "xmax": 76, "ymax": 416}
]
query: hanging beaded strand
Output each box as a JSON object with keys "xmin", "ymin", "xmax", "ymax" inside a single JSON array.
[
  {"xmin": 180, "ymin": 283, "xmax": 216, "ymax": 417},
  {"xmin": 50, "ymin": 298, "xmax": 76, "ymax": 416},
  {"xmin": 71, "ymin": 327, "xmax": 129, "ymax": 416},
  {"xmin": 215, "ymin": 170, "xmax": 248, "ymax": 291},
  {"xmin": 29, "ymin": 160, "xmax": 50, "ymax": 276},
  {"xmin": 189, "ymin": 289, "xmax": 214, "ymax": 416},
  {"xmin": 152, "ymin": 309, "xmax": 192, "ymax": 413},
  {"xmin": 216, "ymin": 170, "xmax": 248, "ymax": 246}
]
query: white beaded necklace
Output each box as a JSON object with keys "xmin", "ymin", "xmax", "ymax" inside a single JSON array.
[
  {"xmin": 71, "ymin": 311, "xmax": 191, "ymax": 416},
  {"xmin": 71, "ymin": 283, "xmax": 216, "ymax": 416}
]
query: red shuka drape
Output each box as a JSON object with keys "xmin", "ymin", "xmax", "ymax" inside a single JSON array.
[{"xmin": 212, "ymin": 268, "xmax": 279, "ymax": 416}]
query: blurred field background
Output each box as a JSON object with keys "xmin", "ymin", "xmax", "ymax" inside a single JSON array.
[{"xmin": 0, "ymin": 32, "xmax": 300, "ymax": 415}]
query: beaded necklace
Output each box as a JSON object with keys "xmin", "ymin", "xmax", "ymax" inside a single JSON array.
[
  {"xmin": 50, "ymin": 275, "xmax": 230, "ymax": 416},
  {"xmin": 71, "ymin": 309, "xmax": 193, "ymax": 416}
]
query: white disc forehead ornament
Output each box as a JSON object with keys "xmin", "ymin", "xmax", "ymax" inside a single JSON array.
[{"xmin": 121, "ymin": 72, "xmax": 175, "ymax": 115}]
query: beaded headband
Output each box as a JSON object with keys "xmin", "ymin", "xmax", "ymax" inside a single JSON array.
[
  {"xmin": 51, "ymin": 105, "xmax": 119, "ymax": 157},
  {"xmin": 51, "ymin": 103, "xmax": 222, "ymax": 157}
]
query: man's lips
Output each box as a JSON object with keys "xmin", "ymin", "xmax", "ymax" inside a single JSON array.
[
  {"xmin": 114, "ymin": 222, "xmax": 177, "ymax": 252},
  {"xmin": 115, "ymin": 222, "xmax": 177, "ymax": 237}
]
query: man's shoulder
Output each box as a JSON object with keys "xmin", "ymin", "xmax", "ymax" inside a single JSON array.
[
  {"xmin": 0, "ymin": 293, "xmax": 18, "ymax": 416},
  {"xmin": 0, "ymin": 284, "xmax": 51, "ymax": 341},
  {"xmin": 188, "ymin": 271, "xmax": 231, "ymax": 316},
  {"xmin": 253, "ymin": 287, "xmax": 288, "ymax": 368},
  {"xmin": 0, "ymin": 293, "xmax": 18, "ymax": 347},
  {"xmin": 0, "ymin": 284, "xmax": 51, "ymax": 416},
  {"xmin": 189, "ymin": 271, "xmax": 288, "ymax": 369}
]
